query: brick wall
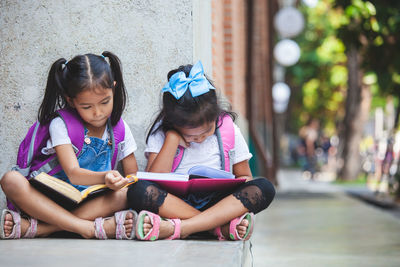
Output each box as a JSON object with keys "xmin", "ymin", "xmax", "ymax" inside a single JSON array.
[{"xmin": 211, "ymin": 0, "xmax": 247, "ymax": 118}]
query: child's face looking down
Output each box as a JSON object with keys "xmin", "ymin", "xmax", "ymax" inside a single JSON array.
[
  {"xmin": 67, "ymin": 87, "xmax": 114, "ymax": 130},
  {"xmin": 175, "ymin": 121, "xmax": 216, "ymax": 144}
]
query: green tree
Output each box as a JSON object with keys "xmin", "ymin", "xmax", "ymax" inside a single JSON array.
[
  {"xmin": 334, "ymin": 0, "xmax": 400, "ymax": 181},
  {"xmin": 287, "ymin": 0, "xmax": 347, "ymax": 136},
  {"xmin": 287, "ymin": 0, "xmax": 400, "ymax": 183}
]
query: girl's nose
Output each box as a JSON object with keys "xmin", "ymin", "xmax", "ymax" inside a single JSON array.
[
  {"xmin": 194, "ymin": 135, "xmax": 206, "ymax": 143},
  {"xmin": 93, "ymin": 106, "xmax": 102, "ymax": 117}
]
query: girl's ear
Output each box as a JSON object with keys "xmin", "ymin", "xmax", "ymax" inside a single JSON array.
[
  {"xmin": 66, "ymin": 96, "xmax": 75, "ymax": 108},
  {"xmin": 113, "ymin": 81, "xmax": 117, "ymax": 87}
]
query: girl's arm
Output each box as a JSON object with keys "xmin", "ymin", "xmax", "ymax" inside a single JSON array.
[
  {"xmin": 55, "ymin": 144, "xmax": 130, "ymax": 190},
  {"xmin": 233, "ymin": 160, "xmax": 253, "ymax": 181},
  {"xmin": 122, "ymin": 153, "xmax": 138, "ymax": 176},
  {"xmin": 146, "ymin": 130, "xmax": 185, "ymax": 172},
  {"xmin": 55, "ymin": 144, "xmax": 111, "ymax": 185}
]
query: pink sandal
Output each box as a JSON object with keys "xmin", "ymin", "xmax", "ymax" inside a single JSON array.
[
  {"xmin": 0, "ymin": 209, "xmax": 38, "ymax": 239},
  {"xmin": 94, "ymin": 209, "xmax": 137, "ymax": 240},
  {"xmin": 214, "ymin": 212, "xmax": 255, "ymax": 241},
  {"xmin": 135, "ymin": 210, "xmax": 181, "ymax": 241}
]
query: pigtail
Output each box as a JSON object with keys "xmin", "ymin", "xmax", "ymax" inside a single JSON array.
[
  {"xmin": 38, "ymin": 58, "xmax": 67, "ymax": 124},
  {"xmin": 102, "ymin": 51, "xmax": 126, "ymax": 125}
]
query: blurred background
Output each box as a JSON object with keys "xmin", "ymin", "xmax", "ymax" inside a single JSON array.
[
  {"xmin": 213, "ymin": 0, "xmax": 400, "ymax": 206},
  {"xmin": 267, "ymin": 0, "xmax": 400, "ymax": 205}
]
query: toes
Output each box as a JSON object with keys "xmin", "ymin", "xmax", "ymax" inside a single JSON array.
[
  {"xmin": 240, "ymin": 219, "xmax": 249, "ymax": 227},
  {"xmin": 237, "ymin": 219, "xmax": 249, "ymax": 237},
  {"xmin": 125, "ymin": 212, "xmax": 133, "ymax": 220},
  {"xmin": 125, "ymin": 218, "xmax": 134, "ymax": 226},
  {"xmin": 142, "ymin": 216, "xmax": 153, "ymax": 235},
  {"xmin": 3, "ymin": 214, "xmax": 14, "ymax": 236}
]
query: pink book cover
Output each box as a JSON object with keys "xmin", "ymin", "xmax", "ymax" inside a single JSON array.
[
  {"xmin": 136, "ymin": 166, "xmax": 246, "ymax": 196},
  {"xmin": 145, "ymin": 178, "xmax": 246, "ymax": 196}
]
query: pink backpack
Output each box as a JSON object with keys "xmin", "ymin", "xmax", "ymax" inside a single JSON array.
[
  {"xmin": 8, "ymin": 108, "xmax": 125, "ymax": 210},
  {"xmin": 171, "ymin": 115, "xmax": 235, "ymax": 172}
]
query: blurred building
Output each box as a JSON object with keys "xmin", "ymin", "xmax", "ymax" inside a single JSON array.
[{"xmin": 211, "ymin": 0, "xmax": 278, "ymax": 184}]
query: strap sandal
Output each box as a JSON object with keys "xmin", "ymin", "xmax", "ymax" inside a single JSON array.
[
  {"xmin": 115, "ymin": 210, "xmax": 137, "ymax": 240},
  {"xmin": 165, "ymin": 218, "xmax": 181, "ymax": 240},
  {"xmin": 213, "ymin": 225, "xmax": 226, "ymax": 240},
  {"xmin": 135, "ymin": 210, "xmax": 181, "ymax": 241},
  {"xmin": 94, "ymin": 209, "xmax": 137, "ymax": 240},
  {"xmin": 228, "ymin": 212, "xmax": 255, "ymax": 241},
  {"xmin": 0, "ymin": 209, "xmax": 38, "ymax": 239},
  {"xmin": 213, "ymin": 212, "xmax": 255, "ymax": 241}
]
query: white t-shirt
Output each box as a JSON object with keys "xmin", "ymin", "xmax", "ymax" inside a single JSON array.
[
  {"xmin": 145, "ymin": 122, "xmax": 252, "ymax": 174},
  {"xmin": 43, "ymin": 117, "xmax": 137, "ymax": 165}
]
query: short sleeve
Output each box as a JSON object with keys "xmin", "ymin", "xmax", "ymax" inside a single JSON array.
[
  {"xmin": 233, "ymin": 123, "xmax": 252, "ymax": 164},
  {"xmin": 144, "ymin": 128, "xmax": 166, "ymax": 159},
  {"xmin": 42, "ymin": 117, "xmax": 72, "ymax": 155},
  {"xmin": 116, "ymin": 120, "xmax": 137, "ymax": 162},
  {"xmin": 49, "ymin": 117, "xmax": 72, "ymax": 147}
]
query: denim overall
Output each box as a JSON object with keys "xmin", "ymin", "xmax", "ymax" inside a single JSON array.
[{"xmin": 53, "ymin": 128, "xmax": 112, "ymax": 191}]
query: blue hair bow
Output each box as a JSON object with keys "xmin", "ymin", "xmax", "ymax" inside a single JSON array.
[{"xmin": 162, "ymin": 61, "xmax": 215, "ymax": 100}]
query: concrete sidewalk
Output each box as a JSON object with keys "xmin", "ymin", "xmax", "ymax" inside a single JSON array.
[
  {"xmin": 251, "ymin": 169, "xmax": 400, "ymax": 267},
  {"xmin": 1, "ymin": 169, "xmax": 400, "ymax": 267}
]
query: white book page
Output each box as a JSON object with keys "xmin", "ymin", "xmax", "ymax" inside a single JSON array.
[{"xmin": 136, "ymin": 171, "xmax": 189, "ymax": 181}]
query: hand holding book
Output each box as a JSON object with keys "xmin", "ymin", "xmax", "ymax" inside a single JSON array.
[
  {"xmin": 105, "ymin": 170, "xmax": 137, "ymax": 191},
  {"xmin": 30, "ymin": 172, "xmax": 138, "ymax": 209}
]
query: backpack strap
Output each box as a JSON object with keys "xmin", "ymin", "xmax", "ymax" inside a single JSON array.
[
  {"xmin": 215, "ymin": 115, "xmax": 235, "ymax": 172},
  {"xmin": 171, "ymin": 146, "xmax": 185, "ymax": 172},
  {"xmin": 41, "ymin": 108, "xmax": 85, "ymax": 176},
  {"xmin": 57, "ymin": 108, "xmax": 85, "ymax": 156},
  {"xmin": 110, "ymin": 118, "xmax": 125, "ymax": 169}
]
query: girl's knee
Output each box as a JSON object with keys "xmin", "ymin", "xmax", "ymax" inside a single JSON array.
[
  {"xmin": 254, "ymin": 178, "xmax": 276, "ymax": 202},
  {"xmin": 234, "ymin": 178, "xmax": 276, "ymax": 214},
  {"xmin": 0, "ymin": 171, "xmax": 28, "ymax": 193},
  {"xmin": 127, "ymin": 181, "xmax": 167, "ymax": 213},
  {"xmin": 108, "ymin": 186, "xmax": 128, "ymax": 202}
]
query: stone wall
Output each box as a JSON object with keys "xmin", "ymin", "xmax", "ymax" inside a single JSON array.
[{"xmin": 0, "ymin": 0, "xmax": 196, "ymax": 209}]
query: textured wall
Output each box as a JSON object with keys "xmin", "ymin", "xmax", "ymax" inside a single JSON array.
[{"xmin": 0, "ymin": 0, "xmax": 193, "ymax": 208}]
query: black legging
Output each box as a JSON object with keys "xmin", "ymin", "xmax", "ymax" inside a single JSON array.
[{"xmin": 127, "ymin": 177, "xmax": 275, "ymax": 214}]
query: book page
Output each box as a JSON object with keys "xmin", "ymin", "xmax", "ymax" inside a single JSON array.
[
  {"xmin": 136, "ymin": 172, "xmax": 189, "ymax": 181},
  {"xmin": 188, "ymin": 165, "xmax": 235, "ymax": 179},
  {"xmin": 33, "ymin": 173, "xmax": 81, "ymax": 202}
]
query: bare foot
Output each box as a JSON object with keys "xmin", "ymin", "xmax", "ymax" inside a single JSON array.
[
  {"xmin": 221, "ymin": 218, "xmax": 249, "ymax": 239},
  {"xmin": 2, "ymin": 212, "xmax": 31, "ymax": 238},
  {"xmin": 142, "ymin": 215, "xmax": 174, "ymax": 239},
  {"xmin": 236, "ymin": 218, "xmax": 249, "ymax": 238},
  {"xmin": 102, "ymin": 212, "xmax": 135, "ymax": 238}
]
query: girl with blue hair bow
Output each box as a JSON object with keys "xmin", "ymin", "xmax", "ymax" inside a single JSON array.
[{"xmin": 127, "ymin": 61, "xmax": 275, "ymax": 241}]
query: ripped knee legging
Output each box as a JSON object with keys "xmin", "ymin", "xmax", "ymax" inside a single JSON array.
[{"xmin": 127, "ymin": 178, "xmax": 275, "ymax": 214}]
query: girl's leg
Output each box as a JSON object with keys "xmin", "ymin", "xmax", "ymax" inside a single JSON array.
[
  {"xmin": 151, "ymin": 178, "xmax": 276, "ymax": 239},
  {"xmin": 128, "ymin": 180, "xmax": 200, "ymax": 219},
  {"xmin": 127, "ymin": 180, "xmax": 201, "ymax": 236},
  {"xmin": 1, "ymin": 171, "xmax": 132, "ymax": 238},
  {"xmin": 154, "ymin": 194, "xmax": 247, "ymax": 239},
  {"xmin": 71, "ymin": 186, "xmax": 135, "ymax": 238}
]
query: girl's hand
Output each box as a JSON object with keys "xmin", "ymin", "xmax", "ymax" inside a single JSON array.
[
  {"xmin": 105, "ymin": 170, "xmax": 131, "ymax": 191},
  {"xmin": 166, "ymin": 130, "xmax": 190, "ymax": 148},
  {"xmin": 238, "ymin": 176, "xmax": 253, "ymax": 182}
]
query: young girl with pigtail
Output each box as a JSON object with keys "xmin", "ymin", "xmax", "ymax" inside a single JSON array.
[
  {"xmin": 1, "ymin": 51, "xmax": 138, "ymax": 240},
  {"xmin": 128, "ymin": 61, "xmax": 275, "ymax": 241}
]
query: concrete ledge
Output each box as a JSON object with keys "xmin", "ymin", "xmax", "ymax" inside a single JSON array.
[{"xmin": 0, "ymin": 239, "xmax": 251, "ymax": 267}]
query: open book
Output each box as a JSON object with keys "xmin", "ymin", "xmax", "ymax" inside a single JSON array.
[
  {"xmin": 136, "ymin": 165, "xmax": 245, "ymax": 196},
  {"xmin": 30, "ymin": 172, "xmax": 137, "ymax": 209}
]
